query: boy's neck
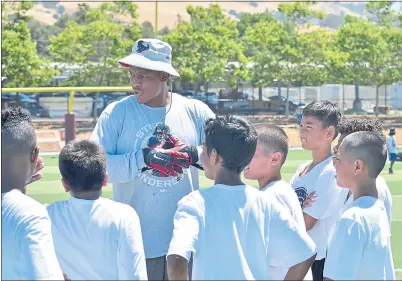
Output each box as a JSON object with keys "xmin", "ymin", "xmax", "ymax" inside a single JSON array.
[
  {"xmin": 258, "ymin": 173, "xmax": 282, "ymax": 190},
  {"xmin": 1, "ymin": 170, "xmax": 27, "ymax": 194},
  {"xmin": 352, "ymin": 178, "xmax": 378, "ymax": 201},
  {"xmin": 70, "ymin": 190, "xmax": 102, "ymax": 200},
  {"xmin": 215, "ymin": 169, "xmax": 243, "ymax": 186},
  {"xmin": 311, "ymin": 145, "xmax": 332, "ymax": 164}
]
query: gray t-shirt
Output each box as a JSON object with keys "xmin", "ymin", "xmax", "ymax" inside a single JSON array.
[{"xmin": 91, "ymin": 93, "xmax": 215, "ymax": 258}]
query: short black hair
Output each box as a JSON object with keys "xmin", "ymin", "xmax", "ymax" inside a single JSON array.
[
  {"xmin": 1, "ymin": 106, "xmax": 36, "ymax": 155},
  {"xmin": 59, "ymin": 140, "xmax": 107, "ymax": 192},
  {"xmin": 342, "ymin": 131, "xmax": 387, "ymax": 179},
  {"xmin": 255, "ymin": 124, "xmax": 289, "ymax": 165},
  {"xmin": 205, "ymin": 115, "xmax": 257, "ymax": 173},
  {"xmin": 303, "ymin": 100, "xmax": 342, "ymax": 138},
  {"xmin": 338, "ymin": 118, "xmax": 385, "ymax": 140}
]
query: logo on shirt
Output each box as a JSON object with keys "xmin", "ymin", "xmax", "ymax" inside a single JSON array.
[
  {"xmin": 294, "ymin": 187, "xmax": 308, "ymax": 207},
  {"xmin": 134, "ymin": 123, "xmax": 187, "ymax": 190}
]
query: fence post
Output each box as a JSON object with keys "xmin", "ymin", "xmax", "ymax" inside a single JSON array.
[{"xmin": 64, "ymin": 91, "xmax": 76, "ymax": 144}]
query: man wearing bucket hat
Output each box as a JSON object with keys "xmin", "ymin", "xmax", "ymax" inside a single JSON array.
[{"xmin": 91, "ymin": 38, "xmax": 215, "ymax": 280}]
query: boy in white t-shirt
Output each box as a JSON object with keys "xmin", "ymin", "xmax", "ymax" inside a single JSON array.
[
  {"xmin": 1, "ymin": 107, "xmax": 65, "ymax": 281},
  {"xmin": 167, "ymin": 115, "xmax": 317, "ymax": 280},
  {"xmin": 335, "ymin": 118, "xmax": 393, "ymax": 226},
  {"xmin": 244, "ymin": 124, "xmax": 313, "ymax": 280},
  {"xmin": 289, "ymin": 100, "xmax": 342, "ymax": 281},
  {"xmin": 46, "ymin": 140, "xmax": 147, "ymax": 280},
  {"xmin": 324, "ymin": 131, "xmax": 395, "ymax": 280}
]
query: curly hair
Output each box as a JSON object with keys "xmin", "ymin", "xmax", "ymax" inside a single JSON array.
[
  {"xmin": 205, "ymin": 115, "xmax": 258, "ymax": 173},
  {"xmin": 338, "ymin": 118, "xmax": 384, "ymax": 140},
  {"xmin": 1, "ymin": 106, "xmax": 36, "ymax": 154}
]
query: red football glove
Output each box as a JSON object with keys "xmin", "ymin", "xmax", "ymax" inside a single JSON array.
[
  {"xmin": 142, "ymin": 147, "xmax": 189, "ymax": 177},
  {"xmin": 164, "ymin": 134, "xmax": 199, "ymax": 166}
]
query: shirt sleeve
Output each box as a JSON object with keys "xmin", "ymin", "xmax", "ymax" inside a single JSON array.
[
  {"xmin": 117, "ymin": 207, "xmax": 148, "ymax": 280},
  {"xmin": 303, "ymin": 169, "xmax": 340, "ymax": 220},
  {"xmin": 20, "ymin": 212, "xmax": 65, "ymax": 280},
  {"xmin": 323, "ymin": 216, "xmax": 366, "ymax": 280},
  {"xmin": 167, "ymin": 194, "xmax": 202, "ymax": 261},
  {"xmin": 268, "ymin": 201, "xmax": 316, "ymax": 269},
  {"xmin": 90, "ymin": 107, "xmax": 146, "ymax": 184}
]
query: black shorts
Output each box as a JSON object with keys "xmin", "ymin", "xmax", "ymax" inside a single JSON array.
[{"xmin": 312, "ymin": 258, "xmax": 325, "ymax": 281}]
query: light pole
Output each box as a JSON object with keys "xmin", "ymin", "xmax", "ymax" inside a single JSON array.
[{"xmin": 155, "ymin": 0, "xmax": 158, "ymax": 37}]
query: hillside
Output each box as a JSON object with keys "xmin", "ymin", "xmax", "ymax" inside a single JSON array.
[{"xmin": 28, "ymin": 1, "xmax": 366, "ymax": 30}]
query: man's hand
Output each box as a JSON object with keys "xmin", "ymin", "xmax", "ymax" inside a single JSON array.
[
  {"xmin": 26, "ymin": 157, "xmax": 44, "ymax": 185},
  {"xmin": 143, "ymin": 148, "xmax": 189, "ymax": 177},
  {"xmin": 165, "ymin": 135, "xmax": 199, "ymax": 165}
]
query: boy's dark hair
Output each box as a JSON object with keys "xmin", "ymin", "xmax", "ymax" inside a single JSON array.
[
  {"xmin": 342, "ymin": 131, "xmax": 387, "ymax": 179},
  {"xmin": 205, "ymin": 115, "xmax": 257, "ymax": 173},
  {"xmin": 1, "ymin": 106, "xmax": 36, "ymax": 155},
  {"xmin": 59, "ymin": 140, "xmax": 107, "ymax": 192},
  {"xmin": 338, "ymin": 118, "xmax": 385, "ymax": 140},
  {"xmin": 303, "ymin": 100, "xmax": 342, "ymax": 139},
  {"xmin": 255, "ymin": 124, "xmax": 289, "ymax": 165}
]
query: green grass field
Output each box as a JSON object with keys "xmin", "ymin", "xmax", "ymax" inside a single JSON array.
[{"xmin": 28, "ymin": 150, "xmax": 402, "ymax": 278}]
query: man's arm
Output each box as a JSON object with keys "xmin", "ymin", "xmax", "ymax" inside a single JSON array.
[
  {"xmin": 167, "ymin": 254, "xmax": 189, "ymax": 281},
  {"xmin": 20, "ymin": 213, "xmax": 65, "ymax": 280},
  {"xmin": 90, "ymin": 110, "xmax": 147, "ymax": 183},
  {"xmin": 117, "ymin": 208, "xmax": 148, "ymax": 280},
  {"xmin": 285, "ymin": 254, "xmax": 316, "ymax": 280}
]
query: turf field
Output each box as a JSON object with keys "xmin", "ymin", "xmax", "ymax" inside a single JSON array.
[{"xmin": 28, "ymin": 150, "xmax": 402, "ymax": 278}]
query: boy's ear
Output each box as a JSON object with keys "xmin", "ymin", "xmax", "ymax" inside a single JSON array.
[
  {"xmin": 271, "ymin": 152, "xmax": 282, "ymax": 166},
  {"xmin": 353, "ymin": 159, "xmax": 364, "ymax": 175},
  {"xmin": 103, "ymin": 172, "xmax": 109, "ymax": 187},
  {"xmin": 210, "ymin": 149, "xmax": 219, "ymax": 166},
  {"xmin": 327, "ymin": 126, "xmax": 336, "ymax": 140},
  {"xmin": 31, "ymin": 146, "xmax": 39, "ymax": 163},
  {"xmin": 61, "ymin": 178, "xmax": 70, "ymax": 193}
]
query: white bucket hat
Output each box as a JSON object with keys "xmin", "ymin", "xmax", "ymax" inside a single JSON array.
[{"xmin": 118, "ymin": 38, "xmax": 180, "ymax": 77}]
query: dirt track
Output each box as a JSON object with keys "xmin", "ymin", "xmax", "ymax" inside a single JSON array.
[{"xmin": 35, "ymin": 115, "xmax": 402, "ymax": 152}]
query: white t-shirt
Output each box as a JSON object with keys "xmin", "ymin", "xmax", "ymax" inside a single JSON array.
[
  {"xmin": 324, "ymin": 196, "xmax": 395, "ymax": 280},
  {"xmin": 167, "ymin": 184, "xmax": 316, "ymax": 280},
  {"xmin": 387, "ymin": 135, "xmax": 397, "ymax": 154},
  {"xmin": 344, "ymin": 176, "xmax": 393, "ymax": 227},
  {"xmin": 290, "ymin": 156, "xmax": 342, "ymax": 260},
  {"xmin": 1, "ymin": 189, "xmax": 64, "ymax": 280},
  {"xmin": 46, "ymin": 196, "xmax": 147, "ymax": 280},
  {"xmin": 91, "ymin": 93, "xmax": 215, "ymax": 258},
  {"xmin": 262, "ymin": 180, "xmax": 313, "ymax": 280}
]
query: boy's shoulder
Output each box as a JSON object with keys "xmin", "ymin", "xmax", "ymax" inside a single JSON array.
[{"xmin": 6, "ymin": 191, "xmax": 49, "ymax": 219}]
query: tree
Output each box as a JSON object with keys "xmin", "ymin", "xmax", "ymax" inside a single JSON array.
[
  {"xmin": 28, "ymin": 20, "xmax": 62, "ymax": 57},
  {"xmin": 141, "ymin": 21, "xmax": 154, "ymax": 38},
  {"xmin": 277, "ymin": 1, "xmax": 325, "ymax": 116},
  {"xmin": 50, "ymin": 1, "xmax": 142, "ymax": 87},
  {"xmin": 163, "ymin": 4, "xmax": 245, "ymax": 93},
  {"xmin": 158, "ymin": 26, "xmax": 171, "ymax": 36},
  {"xmin": 49, "ymin": 1, "xmax": 142, "ymax": 119},
  {"xmin": 366, "ymin": 0, "xmax": 399, "ymax": 27},
  {"xmin": 243, "ymin": 19, "xmax": 288, "ymax": 100},
  {"xmin": 237, "ymin": 12, "xmax": 275, "ymax": 38},
  {"xmin": 370, "ymin": 27, "xmax": 402, "ymax": 115},
  {"xmin": 1, "ymin": 2, "xmax": 58, "ymax": 87},
  {"xmin": 335, "ymin": 16, "xmax": 388, "ymax": 111}
]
